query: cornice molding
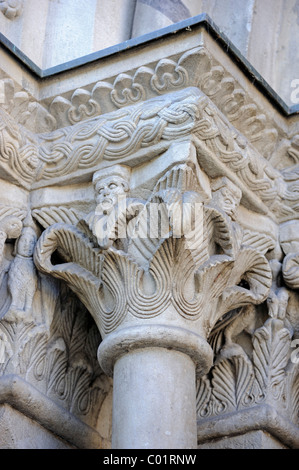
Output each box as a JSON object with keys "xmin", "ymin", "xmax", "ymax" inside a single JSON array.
[
  {"xmin": 197, "ymin": 404, "xmax": 299, "ymax": 449},
  {"xmin": 0, "ymin": 14, "xmax": 298, "ymax": 190},
  {"xmin": 0, "ymin": 374, "xmax": 104, "ymax": 449},
  {"xmin": 0, "ymin": 13, "xmax": 297, "ymax": 118}
]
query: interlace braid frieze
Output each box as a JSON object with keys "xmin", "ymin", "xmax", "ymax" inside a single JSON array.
[
  {"xmin": 43, "ymin": 47, "xmax": 279, "ymax": 164},
  {"xmin": 37, "ymin": 95, "xmax": 200, "ymax": 180},
  {"xmin": 35, "ymin": 90, "xmax": 284, "ymax": 219}
]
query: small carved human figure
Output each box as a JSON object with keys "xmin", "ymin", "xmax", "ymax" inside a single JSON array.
[
  {"xmin": 219, "ymin": 304, "xmax": 258, "ymax": 358},
  {"xmin": 0, "ymin": 216, "xmax": 23, "ymax": 316},
  {"xmin": 83, "ymin": 164, "xmax": 144, "ymax": 250},
  {"xmin": 266, "ymin": 258, "xmax": 289, "ymax": 320},
  {"xmin": 0, "ymin": 216, "xmax": 23, "ymax": 265},
  {"xmin": 209, "ymin": 176, "xmax": 243, "ymax": 254},
  {"xmin": 280, "ymin": 220, "xmax": 299, "ymax": 290},
  {"xmin": 279, "ymin": 221, "xmax": 299, "ymax": 336},
  {"xmin": 7, "ymin": 219, "xmax": 38, "ymax": 319},
  {"xmin": 211, "ymin": 176, "xmax": 242, "ymax": 222}
]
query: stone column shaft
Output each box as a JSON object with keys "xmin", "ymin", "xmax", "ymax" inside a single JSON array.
[
  {"xmin": 112, "ymin": 347, "xmax": 197, "ymax": 449},
  {"xmin": 34, "ymin": 132, "xmax": 273, "ymax": 449}
]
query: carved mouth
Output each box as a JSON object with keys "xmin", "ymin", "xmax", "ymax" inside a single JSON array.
[{"xmin": 100, "ymin": 198, "xmax": 114, "ymax": 209}]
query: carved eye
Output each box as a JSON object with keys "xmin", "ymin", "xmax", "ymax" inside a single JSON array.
[
  {"xmin": 109, "ymin": 183, "xmax": 117, "ymax": 190},
  {"xmin": 98, "ymin": 187, "xmax": 104, "ymax": 194}
]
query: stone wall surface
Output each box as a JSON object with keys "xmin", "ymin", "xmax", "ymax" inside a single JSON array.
[
  {"xmin": 0, "ymin": 0, "xmax": 298, "ymax": 104},
  {"xmin": 0, "ymin": 0, "xmax": 298, "ymax": 451}
]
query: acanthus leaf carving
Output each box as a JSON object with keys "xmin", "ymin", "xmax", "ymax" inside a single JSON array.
[
  {"xmin": 252, "ymin": 318, "xmax": 291, "ymax": 403},
  {"xmin": 34, "ymin": 158, "xmax": 272, "ymax": 356},
  {"xmin": 0, "ymin": 282, "xmax": 110, "ymax": 427},
  {"xmin": 0, "ymin": 18, "xmax": 298, "ymax": 448},
  {"xmin": 197, "ymin": 235, "xmax": 297, "ymax": 427},
  {"xmin": 32, "ymin": 206, "xmax": 83, "ymax": 230},
  {"xmin": 197, "ymin": 309, "xmax": 295, "ymax": 422},
  {"xmin": 211, "ymin": 353, "xmax": 255, "ymax": 414},
  {"xmin": 220, "ymin": 247, "xmax": 272, "ymax": 312},
  {"xmin": 196, "ymin": 374, "xmax": 212, "ymax": 418}
]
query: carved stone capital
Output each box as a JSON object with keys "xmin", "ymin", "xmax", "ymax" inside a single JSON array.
[
  {"xmin": 34, "ymin": 139, "xmax": 272, "ymax": 379},
  {"xmin": 0, "ymin": 13, "xmax": 299, "ymax": 449}
]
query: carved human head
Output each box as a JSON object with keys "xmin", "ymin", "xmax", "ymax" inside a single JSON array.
[
  {"xmin": 16, "ymin": 226, "xmax": 38, "ymax": 257},
  {"xmin": 92, "ymin": 165, "xmax": 131, "ymax": 213},
  {"xmin": 16, "ymin": 215, "xmax": 39, "ymax": 257},
  {"xmin": 0, "ymin": 216, "xmax": 23, "ymax": 239},
  {"xmin": 211, "ymin": 177, "xmax": 242, "ymax": 221}
]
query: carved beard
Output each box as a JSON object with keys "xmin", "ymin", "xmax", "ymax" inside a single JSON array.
[
  {"xmin": 223, "ymin": 205, "xmax": 236, "ymax": 221},
  {"xmin": 99, "ymin": 199, "xmax": 114, "ymax": 215}
]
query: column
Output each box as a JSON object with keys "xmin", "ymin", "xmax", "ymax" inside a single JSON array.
[{"xmin": 34, "ymin": 152, "xmax": 271, "ymax": 449}]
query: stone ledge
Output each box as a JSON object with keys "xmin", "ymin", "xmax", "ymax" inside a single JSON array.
[
  {"xmin": 197, "ymin": 404, "xmax": 299, "ymax": 449},
  {"xmin": 0, "ymin": 12, "xmax": 297, "ymax": 119},
  {"xmin": 0, "ymin": 374, "xmax": 105, "ymax": 449}
]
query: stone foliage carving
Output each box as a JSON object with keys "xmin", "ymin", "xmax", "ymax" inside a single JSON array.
[
  {"xmin": 0, "ymin": 108, "xmax": 40, "ymax": 188},
  {"xmin": 0, "ymin": 0, "xmax": 23, "ymax": 19},
  {"xmin": 0, "ymin": 279, "xmax": 111, "ymax": 428},
  {"xmin": 34, "ymin": 155, "xmax": 272, "ymax": 386},
  {"xmin": 0, "ymin": 78, "xmax": 56, "ymax": 133},
  {"xmin": 197, "ymin": 314, "xmax": 293, "ymax": 417},
  {"xmin": 0, "ymin": 208, "xmax": 111, "ymax": 431},
  {"xmin": 0, "ymin": 18, "xmax": 297, "ymax": 448},
  {"xmin": 196, "ymin": 248, "xmax": 299, "ymax": 440},
  {"xmin": 0, "ymin": 74, "xmax": 297, "ymax": 445}
]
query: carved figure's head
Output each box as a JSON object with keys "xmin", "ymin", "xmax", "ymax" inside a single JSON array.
[
  {"xmin": 93, "ymin": 165, "xmax": 131, "ymax": 214},
  {"xmin": 211, "ymin": 177, "xmax": 242, "ymax": 221},
  {"xmin": 17, "ymin": 226, "xmax": 38, "ymax": 257},
  {"xmin": 280, "ymin": 220, "xmax": 299, "ymax": 255},
  {"xmin": 0, "ymin": 216, "xmax": 23, "ymax": 239}
]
